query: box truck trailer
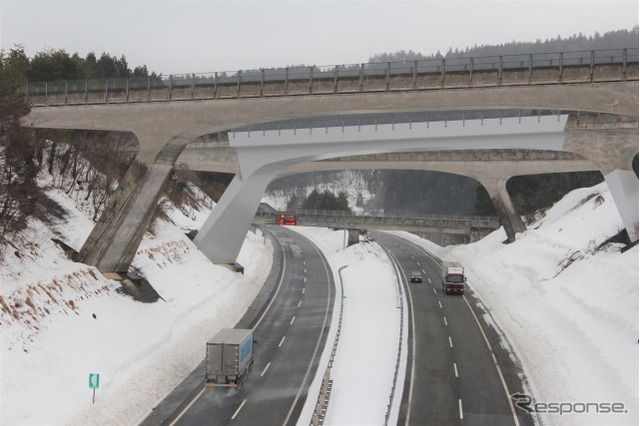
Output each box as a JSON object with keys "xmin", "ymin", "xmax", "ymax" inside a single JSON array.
[
  {"xmin": 206, "ymin": 328, "xmax": 254, "ymax": 387},
  {"xmin": 442, "ymin": 261, "xmax": 466, "ymax": 295}
]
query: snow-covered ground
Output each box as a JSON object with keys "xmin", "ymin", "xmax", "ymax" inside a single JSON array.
[
  {"xmin": 399, "ymin": 181, "xmax": 638, "ymax": 425},
  {"xmin": 0, "ymin": 182, "xmax": 273, "ymax": 425},
  {"xmin": 1, "ymin": 174, "xmax": 637, "ymax": 425}
]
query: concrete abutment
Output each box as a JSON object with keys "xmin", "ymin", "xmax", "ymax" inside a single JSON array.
[{"xmin": 78, "ymin": 135, "xmax": 195, "ymax": 273}]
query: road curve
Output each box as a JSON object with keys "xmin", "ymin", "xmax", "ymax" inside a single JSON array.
[
  {"xmin": 372, "ymin": 231, "xmax": 535, "ymax": 426},
  {"xmin": 140, "ymin": 225, "xmax": 334, "ymax": 426}
]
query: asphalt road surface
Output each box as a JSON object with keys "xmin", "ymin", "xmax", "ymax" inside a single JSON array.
[
  {"xmin": 372, "ymin": 231, "xmax": 536, "ymax": 426},
  {"xmin": 140, "ymin": 226, "xmax": 334, "ymax": 426}
]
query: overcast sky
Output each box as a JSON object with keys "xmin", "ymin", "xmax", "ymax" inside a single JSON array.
[{"xmin": 1, "ymin": 0, "xmax": 638, "ymax": 75}]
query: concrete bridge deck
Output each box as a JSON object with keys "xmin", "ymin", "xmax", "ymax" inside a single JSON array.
[{"xmin": 22, "ymin": 48, "xmax": 639, "ymax": 273}]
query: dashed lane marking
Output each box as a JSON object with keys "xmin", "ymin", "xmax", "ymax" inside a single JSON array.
[
  {"xmin": 260, "ymin": 362, "xmax": 271, "ymax": 377},
  {"xmin": 231, "ymin": 399, "xmax": 247, "ymax": 420}
]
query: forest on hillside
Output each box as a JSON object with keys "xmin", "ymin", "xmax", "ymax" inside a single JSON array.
[{"xmin": 369, "ymin": 27, "xmax": 639, "ymax": 63}]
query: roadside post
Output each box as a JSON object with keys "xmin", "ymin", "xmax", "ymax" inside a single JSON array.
[{"xmin": 89, "ymin": 373, "xmax": 100, "ymax": 403}]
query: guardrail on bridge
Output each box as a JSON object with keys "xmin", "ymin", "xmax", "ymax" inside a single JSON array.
[{"xmin": 22, "ymin": 48, "xmax": 638, "ymax": 106}]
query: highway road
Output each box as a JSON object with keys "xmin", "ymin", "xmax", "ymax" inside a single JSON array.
[
  {"xmin": 372, "ymin": 231, "xmax": 535, "ymax": 426},
  {"xmin": 140, "ymin": 225, "xmax": 334, "ymax": 426}
]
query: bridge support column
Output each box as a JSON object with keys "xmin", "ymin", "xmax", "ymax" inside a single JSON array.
[
  {"xmin": 604, "ymin": 170, "xmax": 639, "ymax": 242},
  {"xmin": 78, "ymin": 134, "xmax": 193, "ymax": 273},
  {"xmin": 78, "ymin": 161, "xmax": 173, "ymax": 273},
  {"xmin": 482, "ymin": 179, "xmax": 526, "ymax": 243},
  {"xmin": 347, "ymin": 229, "xmax": 360, "ymax": 246},
  {"xmin": 194, "ymin": 168, "xmax": 277, "ymax": 265}
]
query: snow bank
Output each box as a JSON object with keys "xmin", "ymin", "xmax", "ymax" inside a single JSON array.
[
  {"xmin": 2, "ymin": 167, "xmax": 636, "ymax": 426},
  {"xmin": 400, "ymin": 182, "xmax": 638, "ymax": 425},
  {"xmin": 1, "ymin": 185, "xmax": 272, "ymax": 426}
]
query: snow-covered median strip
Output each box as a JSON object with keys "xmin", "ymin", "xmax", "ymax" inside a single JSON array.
[{"xmin": 293, "ymin": 227, "xmax": 407, "ymax": 425}]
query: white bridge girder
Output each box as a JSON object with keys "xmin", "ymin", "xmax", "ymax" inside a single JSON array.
[{"xmin": 194, "ymin": 115, "xmax": 570, "ymax": 264}]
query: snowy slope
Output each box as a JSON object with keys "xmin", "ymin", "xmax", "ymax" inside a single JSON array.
[
  {"xmin": 0, "ymin": 183, "xmax": 273, "ymax": 425},
  {"xmin": 399, "ymin": 181, "xmax": 638, "ymax": 425},
  {"xmin": 1, "ymin": 172, "xmax": 637, "ymax": 426},
  {"xmin": 263, "ymin": 170, "xmax": 376, "ymax": 214}
]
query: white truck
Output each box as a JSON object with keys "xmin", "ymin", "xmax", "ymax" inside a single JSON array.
[
  {"xmin": 442, "ymin": 261, "xmax": 466, "ymax": 295},
  {"xmin": 206, "ymin": 328, "xmax": 254, "ymax": 387}
]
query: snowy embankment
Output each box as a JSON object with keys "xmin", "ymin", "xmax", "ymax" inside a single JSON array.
[
  {"xmin": 399, "ymin": 181, "xmax": 638, "ymax": 426},
  {"xmin": 1, "ymin": 169, "xmax": 636, "ymax": 426},
  {"xmin": 0, "ymin": 182, "xmax": 272, "ymax": 426}
]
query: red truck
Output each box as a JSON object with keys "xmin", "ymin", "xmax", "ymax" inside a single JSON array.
[
  {"xmin": 442, "ymin": 261, "xmax": 466, "ymax": 295},
  {"xmin": 277, "ymin": 213, "xmax": 297, "ymax": 226}
]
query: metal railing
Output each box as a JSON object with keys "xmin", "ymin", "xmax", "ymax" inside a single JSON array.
[
  {"xmin": 256, "ymin": 211, "xmax": 501, "ymax": 230},
  {"xmin": 296, "ymin": 210, "xmax": 500, "ymax": 224},
  {"xmin": 311, "ymin": 265, "xmax": 348, "ymax": 426},
  {"xmin": 382, "ymin": 245, "xmax": 407, "ymax": 425},
  {"xmin": 22, "ymin": 48, "xmax": 638, "ymax": 105}
]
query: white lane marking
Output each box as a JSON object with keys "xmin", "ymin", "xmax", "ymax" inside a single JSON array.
[
  {"xmin": 428, "ymin": 278, "xmax": 432, "ymax": 284},
  {"xmin": 432, "ymin": 288, "xmax": 437, "ymax": 295},
  {"xmin": 261, "ymin": 362, "xmax": 271, "ymax": 377},
  {"xmin": 385, "ymin": 247, "xmax": 415, "ymax": 425},
  {"xmin": 422, "ymin": 269, "xmax": 427, "ymax": 274},
  {"xmin": 278, "ymin": 336, "xmax": 286, "ymax": 347},
  {"xmin": 463, "ymin": 295, "xmax": 520, "ymax": 425},
  {"xmin": 302, "ymin": 288, "xmax": 305, "ymax": 294},
  {"xmin": 416, "ymin": 262, "xmax": 421, "ymax": 266},
  {"xmin": 231, "ymin": 399, "xmax": 247, "ymax": 420},
  {"xmin": 453, "ymin": 362, "xmax": 459, "ymax": 378},
  {"xmin": 449, "ymin": 336, "xmax": 453, "ymax": 348},
  {"xmin": 298, "ymin": 300, "xmax": 302, "ymax": 308},
  {"xmin": 253, "ymin": 236, "xmax": 287, "ymax": 330},
  {"xmin": 459, "ymin": 399, "xmax": 464, "ymax": 419},
  {"xmin": 282, "ymin": 231, "xmax": 334, "ymax": 426},
  {"xmin": 443, "ymin": 316, "xmax": 448, "ymax": 326},
  {"xmin": 168, "ymin": 385, "xmax": 206, "ymax": 426},
  {"xmin": 438, "ymin": 301, "xmax": 443, "ymax": 309},
  {"xmin": 290, "ymin": 316, "xmax": 296, "ymax": 325},
  {"xmin": 304, "ymin": 276, "xmax": 307, "ymax": 283},
  {"xmin": 169, "ymin": 230, "xmax": 286, "ymax": 424}
]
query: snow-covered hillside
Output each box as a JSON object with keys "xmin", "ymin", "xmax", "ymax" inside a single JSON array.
[
  {"xmin": 0, "ymin": 174, "xmax": 273, "ymax": 425},
  {"xmin": 1, "ymin": 161, "xmax": 637, "ymax": 426},
  {"xmin": 399, "ymin": 181, "xmax": 638, "ymax": 425},
  {"xmin": 263, "ymin": 170, "xmax": 378, "ymax": 214}
]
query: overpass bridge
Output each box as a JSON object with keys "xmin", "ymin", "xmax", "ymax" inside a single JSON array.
[
  {"xmin": 254, "ymin": 208, "xmax": 501, "ymax": 246},
  {"xmin": 23, "ymin": 48, "xmax": 639, "ymax": 273}
]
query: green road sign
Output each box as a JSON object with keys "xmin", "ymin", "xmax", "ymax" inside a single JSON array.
[{"xmin": 89, "ymin": 373, "xmax": 100, "ymax": 389}]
